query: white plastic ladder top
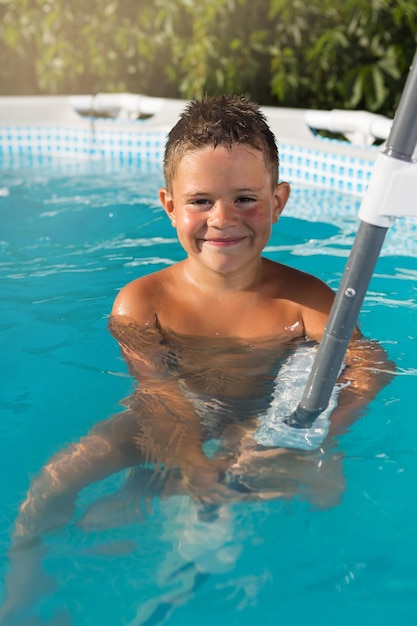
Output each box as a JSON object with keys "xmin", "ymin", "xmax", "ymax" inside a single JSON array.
[{"xmin": 359, "ymin": 150, "xmax": 417, "ymax": 227}]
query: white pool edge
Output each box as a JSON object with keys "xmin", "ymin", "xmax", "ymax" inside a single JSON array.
[{"xmin": 0, "ymin": 94, "xmax": 386, "ymax": 197}]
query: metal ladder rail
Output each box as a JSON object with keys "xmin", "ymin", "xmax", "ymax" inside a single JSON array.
[{"xmin": 287, "ymin": 50, "xmax": 417, "ymax": 429}]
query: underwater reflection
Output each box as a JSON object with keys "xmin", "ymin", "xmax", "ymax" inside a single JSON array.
[{"xmin": 2, "ymin": 320, "xmax": 363, "ymax": 625}]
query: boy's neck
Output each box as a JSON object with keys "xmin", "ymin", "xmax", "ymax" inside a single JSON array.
[{"xmin": 180, "ymin": 257, "xmax": 266, "ymax": 293}]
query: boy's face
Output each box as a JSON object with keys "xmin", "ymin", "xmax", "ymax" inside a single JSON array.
[{"xmin": 159, "ymin": 144, "xmax": 289, "ymax": 276}]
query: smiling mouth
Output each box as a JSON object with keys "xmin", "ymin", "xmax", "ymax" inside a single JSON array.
[{"xmin": 202, "ymin": 236, "xmax": 246, "ymax": 247}]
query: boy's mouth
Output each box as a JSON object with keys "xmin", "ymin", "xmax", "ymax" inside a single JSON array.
[{"xmin": 202, "ymin": 236, "xmax": 247, "ymax": 247}]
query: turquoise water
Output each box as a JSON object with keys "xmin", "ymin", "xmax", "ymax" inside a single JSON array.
[{"xmin": 1, "ymin": 157, "xmax": 417, "ymax": 625}]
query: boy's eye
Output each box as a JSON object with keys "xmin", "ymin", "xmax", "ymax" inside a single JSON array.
[
  {"xmin": 236, "ymin": 196, "xmax": 256, "ymax": 205},
  {"xmin": 189, "ymin": 198, "xmax": 212, "ymax": 210}
]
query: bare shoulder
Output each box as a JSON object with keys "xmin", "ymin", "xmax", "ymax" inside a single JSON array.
[
  {"xmin": 266, "ymin": 259, "xmax": 335, "ymax": 340},
  {"xmin": 267, "ymin": 259, "xmax": 333, "ymax": 303},
  {"xmin": 288, "ymin": 265, "xmax": 334, "ymax": 308},
  {"xmin": 111, "ymin": 266, "xmax": 174, "ymax": 326}
]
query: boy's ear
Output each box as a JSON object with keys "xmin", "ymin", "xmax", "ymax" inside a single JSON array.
[
  {"xmin": 272, "ymin": 182, "xmax": 290, "ymax": 223},
  {"xmin": 159, "ymin": 188, "xmax": 176, "ymax": 227}
]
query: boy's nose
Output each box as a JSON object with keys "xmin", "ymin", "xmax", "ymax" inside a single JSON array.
[{"xmin": 207, "ymin": 201, "xmax": 238, "ymax": 226}]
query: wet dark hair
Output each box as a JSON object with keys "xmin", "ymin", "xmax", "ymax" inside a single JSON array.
[{"xmin": 163, "ymin": 95, "xmax": 279, "ymax": 190}]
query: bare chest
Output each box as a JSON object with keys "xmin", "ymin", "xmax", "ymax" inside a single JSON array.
[{"xmin": 155, "ymin": 292, "xmax": 304, "ymax": 342}]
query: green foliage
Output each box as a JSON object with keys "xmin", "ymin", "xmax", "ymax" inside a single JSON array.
[
  {"xmin": 266, "ymin": 0, "xmax": 417, "ymax": 115},
  {"xmin": 0, "ymin": 0, "xmax": 416, "ymax": 116}
]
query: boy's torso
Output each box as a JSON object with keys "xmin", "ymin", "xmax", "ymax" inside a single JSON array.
[{"xmin": 118, "ymin": 257, "xmax": 332, "ymax": 342}]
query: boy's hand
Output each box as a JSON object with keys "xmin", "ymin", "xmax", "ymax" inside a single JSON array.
[{"xmin": 179, "ymin": 457, "xmax": 240, "ymax": 504}]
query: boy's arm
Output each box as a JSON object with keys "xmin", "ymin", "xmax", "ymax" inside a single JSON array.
[
  {"xmin": 328, "ymin": 336, "xmax": 394, "ymax": 435},
  {"xmin": 300, "ymin": 276, "xmax": 394, "ymax": 435},
  {"xmin": 108, "ymin": 314, "xmax": 233, "ymax": 499},
  {"xmin": 110, "ymin": 279, "xmax": 240, "ymax": 496}
]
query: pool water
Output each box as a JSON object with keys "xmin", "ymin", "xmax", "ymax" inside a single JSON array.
[{"xmin": 1, "ymin": 157, "xmax": 417, "ymax": 625}]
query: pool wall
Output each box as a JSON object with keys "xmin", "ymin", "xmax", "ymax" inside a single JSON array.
[{"xmin": 0, "ymin": 94, "xmax": 386, "ymax": 196}]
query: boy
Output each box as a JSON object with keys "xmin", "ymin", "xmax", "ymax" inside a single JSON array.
[
  {"xmin": 1, "ymin": 96, "xmax": 390, "ymax": 622},
  {"xmin": 109, "ymin": 94, "xmax": 386, "ymax": 477}
]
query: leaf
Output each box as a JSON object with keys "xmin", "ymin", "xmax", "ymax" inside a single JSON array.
[
  {"xmin": 350, "ymin": 71, "xmax": 364, "ymax": 108},
  {"xmin": 371, "ymin": 65, "xmax": 387, "ymax": 111}
]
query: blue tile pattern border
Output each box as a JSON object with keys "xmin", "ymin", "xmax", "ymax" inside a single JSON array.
[
  {"xmin": 279, "ymin": 142, "xmax": 374, "ymax": 196},
  {"xmin": 0, "ymin": 123, "xmax": 376, "ymax": 196},
  {"xmin": 0, "ymin": 124, "xmax": 165, "ymax": 161}
]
